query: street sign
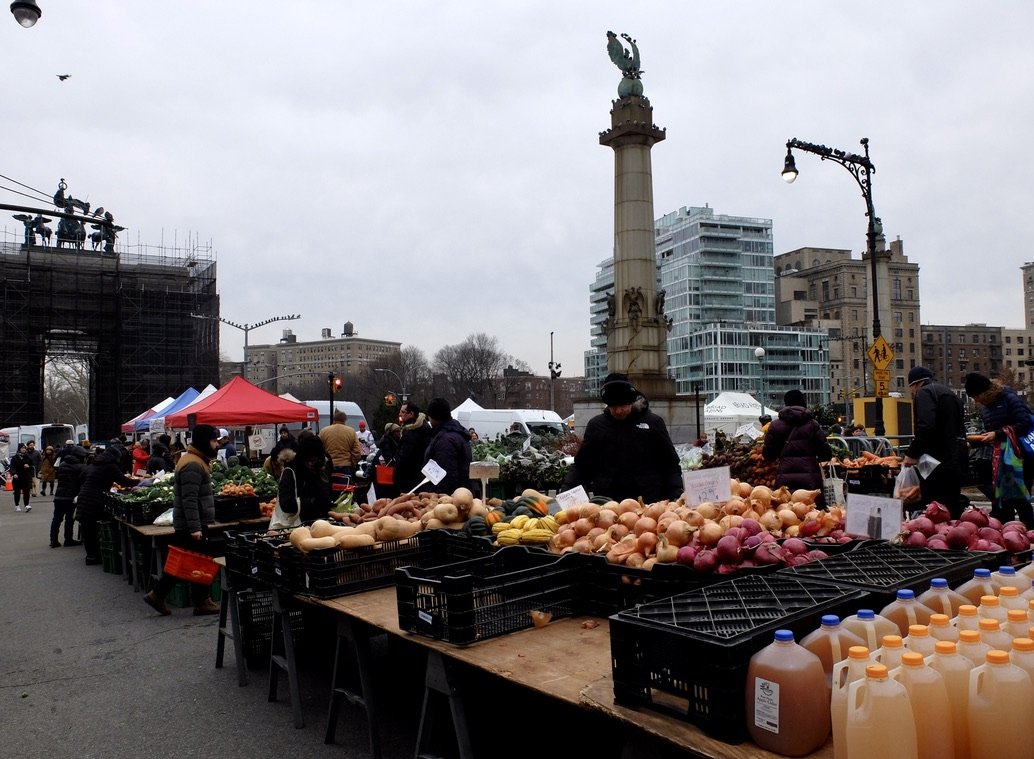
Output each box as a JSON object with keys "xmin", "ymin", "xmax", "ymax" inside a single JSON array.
[
  {"xmin": 872, "ymin": 369, "xmax": 891, "ymax": 382},
  {"xmin": 867, "ymin": 335, "xmax": 894, "ymax": 370}
]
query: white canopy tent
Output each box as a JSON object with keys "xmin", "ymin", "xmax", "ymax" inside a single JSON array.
[{"xmin": 703, "ymin": 392, "xmax": 778, "ymax": 437}]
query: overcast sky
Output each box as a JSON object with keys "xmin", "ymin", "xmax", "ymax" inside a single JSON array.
[{"xmin": 4, "ymin": 2, "xmax": 1033, "ymax": 378}]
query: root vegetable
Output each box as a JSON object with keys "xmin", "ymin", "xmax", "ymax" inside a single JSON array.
[
  {"xmin": 655, "ymin": 534, "xmax": 678, "ymax": 563},
  {"xmin": 633, "ymin": 516, "xmax": 658, "ymax": 537},
  {"xmin": 637, "ymin": 531, "xmax": 659, "ymax": 556},
  {"xmin": 676, "ymin": 545, "xmax": 697, "ymax": 565},
  {"xmin": 697, "ymin": 521, "xmax": 723, "ymax": 547},
  {"xmin": 791, "ymin": 489, "xmax": 821, "ymax": 504},
  {"xmin": 625, "ymin": 552, "xmax": 646, "ymax": 568},
  {"xmin": 664, "ymin": 520, "xmax": 692, "ymax": 547},
  {"xmin": 715, "ymin": 535, "xmax": 741, "ymax": 564},
  {"xmin": 573, "ymin": 518, "xmax": 595, "ymax": 537},
  {"xmin": 749, "ymin": 486, "xmax": 773, "ymax": 508},
  {"xmin": 618, "ymin": 511, "xmax": 639, "ymax": 530},
  {"xmin": 695, "ymin": 502, "xmax": 719, "ymax": 521},
  {"xmin": 694, "ymin": 549, "xmax": 718, "ymax": 572},
  {"xmin": 777, "ymin": 509, "xmax": 800, "ymax": 527}
]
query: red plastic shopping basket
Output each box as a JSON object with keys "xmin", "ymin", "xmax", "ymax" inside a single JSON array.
[
  {"xmin": 374, "ymin": 464, "xmax": 395, "ymax": 486},
  {"xmin": 164, "ymin": 545, "xmax": 219, "ymax": 584}
]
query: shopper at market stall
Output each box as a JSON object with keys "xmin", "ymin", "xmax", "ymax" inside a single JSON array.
[
  {"xmin": 10, "ymin": 443, "xmax": 35, "ymax": 512},
  {"xmin": 75, "ymin": 440, "xmax": 137, "ymax": 565},
  {"xmin": 762, "ymin": 389, "xmax": 833, "ymax": 507},
  {"xmin": 143, "ymin": 424, "xmax": 222, "ymax": 616},
  {"xmin": 319, "ymin": 410, "xmax": 362, "ymax": 484},
  {"xmin": 394, "ymin": 401, "xmax": 432, "ymax": 493},
  {"xmin": 903, "ymin": 365, "xmax": 969, "ymax": 518},
  {"xmin": 561, "ymin": 373, "xmax": 683, "ymax": 503},
  {"xmin": 38, "ymin": 444, "xmax": 57, "ymax": 496},
  {"xmin": 422, "ymin": 397, "xmax": 472, "ymax": 494},
  {"xmin": 131, "ymin": 438, "xmax": 150, "ymax": 476},
  {"xmin": 356, "ymin": 420, "xmax": 375, "ymax": 455},
  {"xmin": 51, "ymin": 442, "xmax": 86, "ymax": 548},
  {"xmin": 275, "ymin": 434, "xmax": 333, "ymax": 522},
  {"xmin": 145, "ymin": 435, "xmax": 174, "ymax": 475},
  {"xmin": 964, "ymin": 372, "xmax": 1034, "ymax": 527}
]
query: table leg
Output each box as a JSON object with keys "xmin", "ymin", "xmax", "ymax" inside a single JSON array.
[
  {"xmin": 415, "ymin": 650, "xmax": 474, "ymax": 759},
  {"xmin": 215, "ymin": 568, "xmax": 248, "ymax": 687},
  {"xmin": 325, "ymin": 616, "xmax": 382, "ymax": 757},
  {"xmin": 267, "ymin": 588, "xmax": 305, "ymax": 729}
]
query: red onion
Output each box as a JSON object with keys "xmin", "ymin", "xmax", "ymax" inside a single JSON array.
[
  {"xmin": 716, "ymin": 535, "xmax": 742, "ymax": 564},
  {"xmin": 946, "ymin": 526, "xmax": 972, "ymax": 549},
  {"xmin": 959, "ymin": 509, "xmax": 990, "ymax": 528},
  {"xmin": 924, "ymin": 502, "xmax": 952, "ymax": 524},
  {"xmin": 1004, "ymin": 531, "xmax": 1031, "ymax": 553},
  {"xmin": 908, "ymin": 516, "xmax": 936, "ymax": 537},
  {"xmin": 739, "ymin": 518, "xmax": 762, "ymax": 537},
  {"xmin": 676, "ymin": 545, "xmax": 697, "ymax": 566},
  {"xmin": 905, "ymin": 532, "xmax": 928, "ymax": 547},
  {"xmin": 782, "ymin": 537, "xmax": 808, "ymax": 556},
  {"xmin": 753, "ymin": 542, "xmax": 785, "ymax": 566},
  {"xmin": 927, "ymin": 538, "xmax": 950, "ymax": 550},
  {"xmin": 693, "ymin": 549, "xmax": 717, "ymax": 573}
]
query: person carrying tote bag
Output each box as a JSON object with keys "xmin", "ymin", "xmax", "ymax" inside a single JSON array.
[{"xmin": 965, "ymin": 373, "xmax": 1034, "ymax": 528}]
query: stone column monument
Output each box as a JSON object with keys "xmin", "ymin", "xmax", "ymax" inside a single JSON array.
[{"xmin": 599, "ymin": 32, "xmax": 676, "ymax": 402}]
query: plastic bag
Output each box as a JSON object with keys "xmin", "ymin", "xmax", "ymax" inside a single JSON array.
[
  {"xmin": 153, "ymin": 507, "xmax": 174, "ymax": 526},
  {"xmin": 822, "ymin": 463, "xmax": 845, "ymax": 508},
  {"xmin": 893, "ymin": 466, "xmax": 922, "ymax": 504}
]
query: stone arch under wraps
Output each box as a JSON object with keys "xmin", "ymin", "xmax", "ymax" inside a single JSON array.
[{"xmin": 0, "ymin": 237, "xmax": 219, "ymax": 438}]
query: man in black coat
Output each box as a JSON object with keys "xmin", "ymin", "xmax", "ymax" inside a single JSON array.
[
  {"xmin": 394, "ymin": 401, "xmax": 432, "ymax": 494},
  {"xmin": 561, "ymin": 373, "xmax": 683, "ymax": 503},
  {"xmin": 904, "ymin": 366, "xmax": 969, "ymax": 518},
  {"xmin": 52, "ymin": 443, "xmax": 87, "ymax": 547},
  {"xmin": 76, "ymin": 442, "xmax": 137, "ymax": 565},
  {"xmin": 422, "ymin": 397, "xmax": 472, "ymax": 494}
]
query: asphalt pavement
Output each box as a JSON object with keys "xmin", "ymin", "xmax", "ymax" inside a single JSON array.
[
  {"xmin": 0, "ymin": 492, "xmax": 430, "ymax": 759},
  {"xmin": 0, "ymin": 494, "xmax": 638, "ymax": 759}
]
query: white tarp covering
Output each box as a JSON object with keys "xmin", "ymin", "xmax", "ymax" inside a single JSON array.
[{"xmin": 704, "ymin": 392, "xmax": 777, "ymax": 437}]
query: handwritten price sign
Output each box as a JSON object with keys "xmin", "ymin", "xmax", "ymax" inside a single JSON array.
[{"xmin": 683, "ymin": 466, "xmax": 731, "ymax": 506}]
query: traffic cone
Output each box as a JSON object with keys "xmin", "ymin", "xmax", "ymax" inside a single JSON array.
[{"xmin": 4, "ymin": 472, "xmax": 12, "ymax": 491}]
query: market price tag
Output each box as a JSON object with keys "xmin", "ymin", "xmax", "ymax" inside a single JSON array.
[
  {"xmin": 683, "ymin": 465, "xmax": 731, "ymax": 506},
  {"xmin": 845, "ymin": 493, "xmax": 902, "ymax": 540},
  {"xmin": 421, "ymin": 459, "xmax": 446, "ymax": 485},
  {"xmin": 734, "ymin": 422, "xmax": 761, "ymax": 440},
  {"xmin": 468, "ymin": 461, "xmax": 500, "ymax": 481},
  {"xmin": 555, "ymin": 485, "xmax": 590, "ymax": 509}
]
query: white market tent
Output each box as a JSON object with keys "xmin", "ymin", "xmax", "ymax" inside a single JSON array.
[
  {"xmin": 453, "ymin": 397, "xmax": 484, "ymax": 414},
  {"xmin": 703, "ymin": 392, "xmax": 777, "ymax": 437}
]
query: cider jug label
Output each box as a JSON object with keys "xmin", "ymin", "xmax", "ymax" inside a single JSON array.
[{"xmin": 753, "ymin": 677, "xmax": 780, "ymax": 733}]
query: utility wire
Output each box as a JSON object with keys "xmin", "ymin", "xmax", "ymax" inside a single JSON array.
[{"xmin": 0, "ymin": 172, "xmax": 53, "ymax": 202}]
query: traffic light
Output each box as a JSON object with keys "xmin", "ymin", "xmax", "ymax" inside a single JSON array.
[
  {"xmin": 384, "ymin": 392, "xmax": 397, "ymax": 407},
  {"xmin": 329, "ymin": 374, "xmax": 342, "ymax": 394}
]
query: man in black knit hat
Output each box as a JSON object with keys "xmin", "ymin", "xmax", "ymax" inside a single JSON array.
[
  {"xmin": 903, "ymin": 365, "xmax": 969, "ymax": 518},
  {"xmin": 561, "ymin": 373, "xmax": 683, "ymax": 503}
]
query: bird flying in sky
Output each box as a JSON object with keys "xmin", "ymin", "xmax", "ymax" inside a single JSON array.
[{"xmin": 57, "ymin": 74, "xmax": 71, "ymax": 81}]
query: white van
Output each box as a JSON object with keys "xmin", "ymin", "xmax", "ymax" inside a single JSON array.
[
  {"xmin": 1, "ymin": 423, "xmax": 80, "ymax": 453},
  {"xmin": 453, "ymin": 408, "xmax": 566, "ymax": 441}
]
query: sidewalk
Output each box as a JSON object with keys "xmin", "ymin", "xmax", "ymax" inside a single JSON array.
[{"xmin": 0, "ymin": 494, "xmax": 422, "ymax": 759}]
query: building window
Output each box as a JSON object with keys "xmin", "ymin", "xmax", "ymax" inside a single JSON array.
[
  {"xmin": 893, "ymin": 278, "xmax": 902, "ymax": 299},
  {"xmin": 851, "ymin": 286, "xmax": 858, "ymax": 297},
  {"xmin": 893, "ymin": 311, "xmax": 902, "ymax": 323}
]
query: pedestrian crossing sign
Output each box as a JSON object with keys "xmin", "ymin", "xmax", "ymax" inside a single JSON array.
[{"xmin": 867, "ymin": 336, "xmax": 894, "ymax": 370}]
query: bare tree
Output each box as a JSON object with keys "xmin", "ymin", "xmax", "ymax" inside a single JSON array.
[
  {"xmin": 432, "ymin": 333, "xmax": 521, "ymax": 406},
  {"xmin": 44, "ymin": 358, "xmax": 89, "ymax": 426}
]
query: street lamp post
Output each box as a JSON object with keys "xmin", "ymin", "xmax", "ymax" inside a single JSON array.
[
  {"xmin": 782, "ymin": 136, "xmax": 886, "ymax": 436},
  {"xmin": 191, "ymin": 313, "xmax": 300, "ymax": 381},
  {"xmin": 548, "ymin": 331, "xmax": 562, "ymax": 413},
  {"xmin": 754, "ymin": 346, "xmax": 767, "ymax": 411},
  {"xmin": 374, "ymin": 368, "xmax": 408, "ymax": 403}
]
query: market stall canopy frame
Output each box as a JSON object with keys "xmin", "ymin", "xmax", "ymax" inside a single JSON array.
[{"xmin": 162, "ymin": 376, "xmax": 319, "ymax": 428}]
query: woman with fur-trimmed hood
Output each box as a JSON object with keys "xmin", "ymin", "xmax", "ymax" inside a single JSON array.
[{"xmin": 965, "ymin": 373, "xmax": 1034, "ymax": 527}]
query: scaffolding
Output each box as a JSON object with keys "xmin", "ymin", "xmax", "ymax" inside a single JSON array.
[{"xmin": 0, "ymin": 226, "xmax": 219, "ymax": 437}]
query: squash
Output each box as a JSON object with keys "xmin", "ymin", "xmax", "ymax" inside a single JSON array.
[
  {"xmin": 465, "ymin": 515, "xmax": 491, "ymax": 537},
  {"xmin": 298, "ymin": 536, "xmax": 338, "ymax": 552},
  {"xmin": 288, "ymin": 526, "xmax": 312, "ymax": 548},
  {"xmin": 336, "ymin": 532, "xmax": 376, "ymax": 549},
  {"xmin": 485, "ymin": 508, "xmax": 507, "ymax": 526},
  {"xmin": 451, "ymin": 487, "xmax": 474, "ymax": 509},
  {"xmin": 433, "ymin": 502, "xmax": 460, "ymax": 523}
]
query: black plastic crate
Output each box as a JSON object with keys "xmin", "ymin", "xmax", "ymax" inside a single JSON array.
[
  {"xmin": 117, "ymin": 498, "xmax": 171, "ymax": 525},
  {"xmin": 774, "ymin": 542, "xmax": 986, "ymax": 604},
  {"xmin": 224, "ymin": 528, "xmax": 285, "ymax": 581},
  {"xmin": 258, "ymin": 528, "xmax": 495, "ymax": 598},
  {"xmin": 235, "ymin": 588, "xmax": 304, "ymax": 670},
  {"xmin": 214, "ymin": 495, "xmax": 260, "ymax": 523},
  {"xmin": 396, "ymin": 546, "xmax": 587, "ymax": 644},
  {"xmin": 609, "ymin": 574, "xmax": 869, "ymax": 743}
]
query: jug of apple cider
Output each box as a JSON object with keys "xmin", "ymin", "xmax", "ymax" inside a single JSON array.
[
  {"xmin": 904, "ymin": 624, "xmax": 936, "ymax": 658},
  {"xmin": 918, "ymin": 577, "xmax": 968, "ymax": 617},
  {"xmin": 1009, "ymin": 637, "xmax": 1034, "ymax": 685},
  {"xmin": 845, "ymin": 664, "xmax": 918, "ymax": 759},
  {"xmin": 956, "ymin": 568, "xmax": 996, "ymax": 606},
  {"xmin": 996, "ymin": 585, "xmax": 1026, "ymax": 613},
  {"xmin": 830, "ymin": 646, "xmax": 871, "ymax": 759},
  {"xmin": 800, "ymin": 614, "xmax": 865, "ymax": 688},
  {"xmin": 890, "ymin": 652, "xmax": 955, "ymax": 759},
  {"xmin": 841, "ymin": 608, "xmax": 898, "ymax": 652},
  {"xmin": 968, "ymin": 649, "xmax": 1034, "ymax": 759},
  {"xmin": 990, "ymin": 565, "xmax": 1019, "ymax": 592},
  {"xmin": 880, "ymin": 589, "xmax": 935, "ymax": 636},
  {"xmin": 958, "ymin": 629, "xmax": 991, "ymax": 667},
  {"xmin": 977, "ymin": 618, "xmax": 1013, "ymax": 653},
  {"xmin": 976, "ymin": 595, "xmax": 1007, "ymax": 624},
  {"xmin": 745, "ymin": 629, "xmax": 830, "ymax": 756},
  {"xmin": 874, "ymin": 634, "xmax": 906, "ymax": 671},
  {"xmin": 928, "ymin": 613, "xmax": 959, "ymax": 643},
  {"xmin": 955, "ymin": 604, "xmax": 982, "ymax": 632},
  {"xmin": 929, "ymin": 640, "xmax": 972, "ymax": 759},
  {"xmin": 1005, "ymin": 609, "xmax": 1030, "ymax": 640}
]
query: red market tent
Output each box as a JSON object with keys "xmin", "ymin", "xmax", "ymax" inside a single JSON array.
[{"xmin": 162, "ymin": 376, "xmax": 319, "ymax": 428}]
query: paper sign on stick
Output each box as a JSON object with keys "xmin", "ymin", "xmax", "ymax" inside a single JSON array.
[
  {"xmin": 845, "ymin": 493, "xmax": 903, "ymax": 541},
  {"xmin": 421, "ymin": 459, "xmax": 446, "ymax": 486},
  {"xmin": 555, "ymin": 485, "xmax": 590, "ymax": 510},
  {"xmin": 683, "ymin": 466, "xmax": 731, "ymax": 506}
]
